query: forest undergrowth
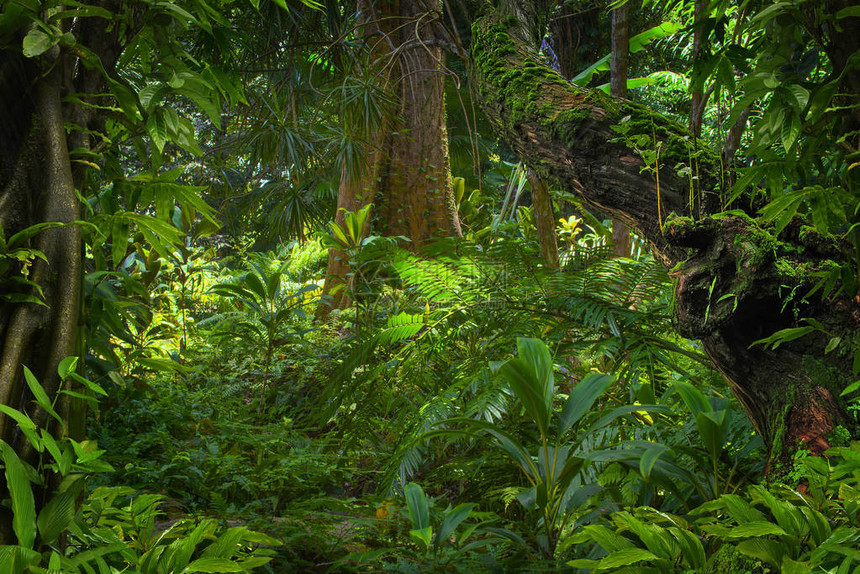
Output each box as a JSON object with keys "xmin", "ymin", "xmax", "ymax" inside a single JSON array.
[{"xmin": 79, "ymin": 228, "xmax": 860, "ymax": 573}]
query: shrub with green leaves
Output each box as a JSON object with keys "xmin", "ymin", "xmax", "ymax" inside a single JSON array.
[{"xmin": 0, "ymin": 361, "xmax": 278, "ymax": 573}]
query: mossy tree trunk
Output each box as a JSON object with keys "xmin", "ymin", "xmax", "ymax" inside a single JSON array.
[{"xmin": 468, "ymin": 0, "xmax": 860, "ymax": 469}]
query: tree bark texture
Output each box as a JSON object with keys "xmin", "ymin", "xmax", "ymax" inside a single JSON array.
[
  {"xmin": 373, "ymin": 0, "xmax": 462, "ymax": 248},
  {"xmin": 0, "ymin": 2, "xmax": 126, "ymax": 543},
  {"xmin": 315, "ymin": 144, "xmax": 382, "ymax": 321},
  {"xmin": 315, "ymin": 0, "xmax": 389, "ymax": 321},
  {"xmin": 0, "ymin": 48, "xmax": 82, "ymax": 545},
  {"xmin": 609, "ymin": 0, "xmax": 631, "ymax": 258},
  {"xmin": 469, "ymin": 1, "xmax": 860, "ymax": 468},
  {"xmin": 689, "ymin": 0, "xmax": 708, "ymax": 140},
  {"xmin": 317, "ymin": 0, "xmax": 463, "ymax": 318},
  {"xmin": 526, "ymin": 169, "xmax": 559, "ymax": 269}
]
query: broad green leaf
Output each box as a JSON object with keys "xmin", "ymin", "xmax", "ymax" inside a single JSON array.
[
  {"xmin": 201, "ymin": 527, "xmax": 246, "ymax": 559},
  {"xmin": 57, "ymin": 357, "xmax": 78, "ymax": 380},
  {"xmin": 22, "ymin": 28, "xmax": 57, "ymax": 58},
  {"xmin": 717, "ymin": 494, "xmax": 766, "ymax": 524},
  {"xmin": 719, "ymin": 521, "xmax": 787, "ymax": 538},
  {"xmin": 147, "ymin": 109, "xmax": 169, "ymax": 153},
  {"xmin": 242, "ymin": 271, "xmax": 267, "ymax": 302},
  {"xmin": 7, "ymin": 222, "xmax": 65, "ymax": 248},
  {"xmin": 0, "ymin": 442, "xmax": 36, "ymax": 548},
  {"xmin": 695, "ymin": 409, "xmax": 728, "ymax": 461},
  {"xmin": 139, "ymin": 83, "xmax": 167, "ymax": 112},
  {"xmin": 409, "ymin": 526, "xmax": 433, "ymax": 551},
  {"xmin": 559, "ymin": 372, "xmax": 613, "ymax": 435},
  {"xmin": 37, "ymin": 489, "xmax": 76, "ymax": 545},
  {"xmin": 835, "ymin": 6, "xmax": 860, "ymax": 18},
  {"xmin": 0, "ymin": 546, "xmax": 41, "ymax": 572},
  {"xmin": 841, "ymin": 380, "xmax": 860, "ymax": 396},
  {"xmin": 67, "ymin": 372, "xmax": 108, "ymax": 396},
  {"xmin": 780, "ymin": 556, "xmax": 812, "ymax": 574},
  {"xmin": 750, "ymin": 485, "xmax": 803, "ymax": 536},
  {"xmin": 589, "ymin": 547, "xmax": 659, "ymax": 569},
  {"xmin": 825, "ymin": 336, "xmax": 842, "ymax": 354},
  {"xmin": 22, "ymin": 366, "xmax": 61, "ymax": 424},
  {"xmin": 434, "ymin": 503, "xmax": 475, "ymax": 548},
  {"xmin": 673, "ymin": 379, "xmax": 711, "ymax": 415},
  {"xmin": 516, "ymin": 486, "xmax": 537, "ymax": 511},
  {"xmin": 672, "ymin": 528, "xmax": 705, "ymax": 569},
  {"xmin": 516, "ymin": 337, "xmax": 554, "ymax": 411},
  {"xmin": 0, "ymin": 405, "xmax": 37, "ymax": 431},
  {"xmin": 180, "ymin": 557, "xmax": 244, "ymax": 573},
  {"xmin": 404, "ymin": 483, "xmax": 430, "ymax": 530},
  {"xmin": 574, "ymin": 524, "xmax": 636, "ymax": 553},
  {"xmin": 639, "ymin": 445, "xmax": 668, "ymax": 480},
  {"xmin": 587, "ymin": 404, "xmax": 673, "ymax": 434},
  {"xmin": 736, "ymin": 537, "xmax": 787, "ymax": 567},
  {"xmin": 39, "ymin": 430, "xmax": 66, "ymax": 473}
]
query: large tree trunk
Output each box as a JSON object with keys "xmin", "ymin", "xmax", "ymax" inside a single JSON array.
[
  {"xmin": 317, "ymin": 0, "xmax": 462, "ymax": 318},
  {"xmin": 468, "ymin": 1, "xmax": 859, "ymax": 468},
  {"xmin": 0, "ymin": 3, "xmax": 125, "ymax": 544},
  {"xmin": 315, "ymin": 0, "xmax": 389, "ymax": 321},
  {"xmin": 0, "ymin": 47, "xmax": 83, "ymax": 546},
  {"xmin": 374, "ymin": 0, "xmax": 462, "ymax": 248}
]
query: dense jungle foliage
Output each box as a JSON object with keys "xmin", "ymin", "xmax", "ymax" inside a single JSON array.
[{"xmin": 0, "ymin": 0, "xmax": 859, "ymax": 572}]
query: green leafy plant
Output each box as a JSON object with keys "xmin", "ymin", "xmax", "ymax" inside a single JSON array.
[
  {"xmin": 428, "ymin": 338, "xmax": 670, "ymax": 558},
  {"xmin": 402, "ymin": 482, "xmax": 497, "ymax": 563},
  {"xmin": 587, "ymin": 378, "xmax": 762, "ymax": 510},
  {"xmin": 0, "ymin": 360, "xmax": 279, "ymax": 572},
  {"xmin": 0, "ymin": 221, "xmax": 66, "ymax": 306},
  {"xmin": 209, "ymin": 260, "xmax": 317, "ymax": 413},
  {"xmin": 567, "ymin": 506, "xmax": 707, "ymax": 572}
]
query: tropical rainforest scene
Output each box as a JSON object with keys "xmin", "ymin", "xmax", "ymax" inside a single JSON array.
[{"xmin": 1, "ymin": 0, "xmax": 859, "ymax": 571}]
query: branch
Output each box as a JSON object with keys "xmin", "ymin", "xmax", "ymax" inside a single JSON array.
[{"xmin": 469, "ymin": 4, "xmax": 722, "ymax": 265}]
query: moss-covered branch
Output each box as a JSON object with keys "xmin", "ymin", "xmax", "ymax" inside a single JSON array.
[{"xmin": 469, "ymin": 5, "xmax": 721, "ymax": 265}]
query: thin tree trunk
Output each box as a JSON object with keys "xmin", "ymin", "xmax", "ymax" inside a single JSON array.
[
  {"xmin": 527, "ymin": 169, "xmax": 559, "ymax": 269},
  {"xmin": 689, "ymin": 0, "xmax": 709, "ymax": 140},
  {"xmin": 610, "ymin": 0, "xmax": 631, "ymax": 258}
]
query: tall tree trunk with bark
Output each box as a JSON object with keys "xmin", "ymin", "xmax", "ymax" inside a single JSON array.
[
  {"xmin": 0, "ymin": 1, "xmax": 126, "ymax": 544},
  {"xmin": 316, "ymin": 0, "xmax": 390, "ymax": 321},
  {"xmin": 375, "ymin": 0, "xmax": 462, "ymax": 248},
  {"xmin": 317, "ymin": 0, "xmax": 462, "ymax": 318},
  {"xmin": 468, "ymin": 0, "xmax": 860, "ymax": 470},
  {"xmin": 609, "ymin": 0, "xmax": 631, "ymax": 258}
]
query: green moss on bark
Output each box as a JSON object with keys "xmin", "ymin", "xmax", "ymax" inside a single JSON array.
[{"xmin": 471, "ymin": 14, "xmax": 720, "ymax": 176}]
